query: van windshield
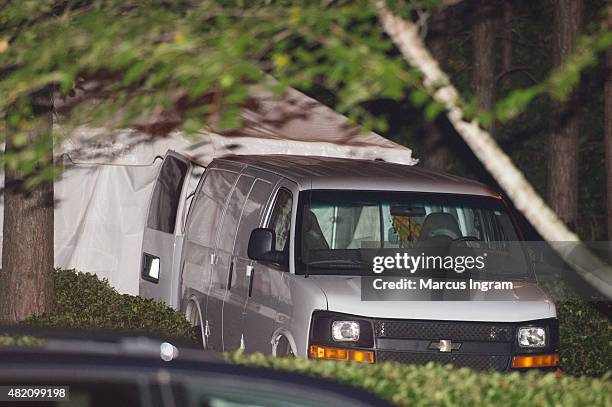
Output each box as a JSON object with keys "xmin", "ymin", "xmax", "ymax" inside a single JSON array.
[{"xmin": 296, "ymin": 190, "xmax": 531, "ymax": 279}]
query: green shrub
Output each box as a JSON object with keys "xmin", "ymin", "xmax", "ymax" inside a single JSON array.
[
  {"xmin": 16, "ymin": 269, "xmax": 610, "ymax": 379},
  {"xmin": 539, "ymin": 277, "xmax": 611, "ymax": 377},
  {"xmin": 23, "ymin": 269, "xmax": 196, "ymax": 343},
  {"xmin": 557, "ymin": 299, "xmax": 611, "ymax": 377},
  {"xmin": 228, "ymin": 352, "xmax": 611, "ymax": 407},
  {"xmin": 0, "ymin": 335, "xmax": 45, "ymax": 346}
]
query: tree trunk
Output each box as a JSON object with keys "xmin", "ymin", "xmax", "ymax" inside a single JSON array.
[
  {"xmin": 605, "ymin": 3, "xmax": 612, "ymax": 241},
  {"xmin": 547, "ymin": 0, "xmax": 582, "ymax": 231},
  {"xmin": 501, "ymin": 1, "xmax": 513, "ymax": 75},
  {"xmin": 376, "ymin": 3, "xmax": 612, "ymax": 299},
  {"xmin": 423, "ymin": 8, "xmax": 451, "ymax": 171},
  {"xmin": 0, "ymin": 88, "xmax": 54, "ymax": 323},
  {"xmin": 472, "ymin": 0, "xmax": 498, "ymax": 136}
]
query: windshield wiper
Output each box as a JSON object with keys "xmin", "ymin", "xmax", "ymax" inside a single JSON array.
[{"xmin": 305, "ymin": 259, "xmax": 364, "ymax": 269}]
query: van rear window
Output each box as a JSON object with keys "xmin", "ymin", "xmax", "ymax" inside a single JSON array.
[{"xmin": 146, "ymin": 156, "xmax": 189, "ymax": 233}]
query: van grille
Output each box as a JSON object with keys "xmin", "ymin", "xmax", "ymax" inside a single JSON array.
[
  {"xmin": 376, "ymin": 351, "xmax": 510, "ymax": 371},
  {"xmin": 373, "ymin": 320, "xmax": 514, "ymax": 342},
  {"xmin": 373, "ymin": 319, "xmax": 515, "ymax": 371}
]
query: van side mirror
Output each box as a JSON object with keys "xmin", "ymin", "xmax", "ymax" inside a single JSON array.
[{"xmin": 248, "ymin": 228, "xmax": 285, "ymax": 264}]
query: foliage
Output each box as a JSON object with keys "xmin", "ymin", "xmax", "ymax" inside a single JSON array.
[
  {"xmin": 539, "ymin": 277, "xmax": 612, "ymax": 377},
  {"xmin": 420, "ymin": 0, "xmax": 610, "ymax": 239},
  {"xmin": 0, "ymin": 0, "xmax": 415, "ymax": 183},
  {"xmin": 0, "ymin": 334, "xmax": 45, "ymax": 346},
  {"xmin": 23, "ymin": 269, "xmax": 196, "ymax": 343},
  {"xmin": 0, "ymin": 2, "xmax": 411, "ymax": 133},
  {"xmin": 17, "ymin": 269, "xmax": 610, "ymax": 377},
  {"xmin": 2, "ymin": 1, "xmax": 603, "ymax": 163},
  {"xmin": 493, "ymin": 28, "xmax": 612, "ymax": 123},
  {"xmin": 228, "ymin": 352, "xmax": 611, "ymax": 407},
  {"xmin": 2, "ymin": 1, "xmax": 611, "ymax": 242},
  {"xmin": 10, "ymin": 269, "xmax": 609, "ymax": 404},
  {"xmin": 557, "ymin": 299, "xmax": 611, "ymax": 377}
]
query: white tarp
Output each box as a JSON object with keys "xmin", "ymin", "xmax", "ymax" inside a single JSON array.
[{"xmin": 0, "ymin": 87, "xmax": 417, "ymax": 294}]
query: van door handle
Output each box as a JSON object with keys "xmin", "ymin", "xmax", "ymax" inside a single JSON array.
[
  {"xmin": 247, "ymin": 265, "xmax": 254, "ymax": 297},
  {"xmin": 227, "ymin": 261, "xmax": 234, "ymax": 291}
]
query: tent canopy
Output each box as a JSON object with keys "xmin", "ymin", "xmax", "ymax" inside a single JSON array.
[
  {"xmin": 2, "ymin": 86, "xmax": 416, "ymax": 294},
  {"xmin": 59, "ymin": 86, "xmax": 416, "ymax": 166}
]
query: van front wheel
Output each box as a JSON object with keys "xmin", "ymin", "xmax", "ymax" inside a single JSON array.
[
  {"xmin": 185, "ymin": 300, "xmax": 206, "ymax": 350},
  {"xmin": 273, "ymin": 335, "xmax": 295, "ymax": 358}
]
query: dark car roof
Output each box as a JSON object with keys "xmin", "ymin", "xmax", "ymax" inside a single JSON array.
[
  {"xmin": 217, "ymin": 155, "xmax": 498, "ymax": 196},
  {"xmin": 0, "ymin": 345, "xmax": 392, "ymax": 407},
  {"xmin": 0, "ymin": 326, "xmax": 391, "ymax": 407}
]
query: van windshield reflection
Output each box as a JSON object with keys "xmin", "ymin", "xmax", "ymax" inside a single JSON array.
[{"xmin": 296, "ymin": 190, "xmax": 531, "ymax": 279}]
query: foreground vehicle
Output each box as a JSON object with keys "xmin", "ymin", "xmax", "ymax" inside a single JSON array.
[
  {"xmin": 0, "ymin": 330, "xmax": 390, "ymax": 407},
  {"xmin": 141, "ymin": 154, "xmax": 559, "ymax": 372}
]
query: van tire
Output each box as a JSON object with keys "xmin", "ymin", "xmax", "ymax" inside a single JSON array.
[
  {"xmin": 273, "ymin": 335, "xmax": 295, "ymax": 358},
  {"xmin": 185, "ymin": 300, "xmax": 207, "ymax": 350}
]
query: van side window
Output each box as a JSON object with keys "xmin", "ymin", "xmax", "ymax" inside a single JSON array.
[
  {"xmin": 181, "ymin": 165, "xmax": 206, "ymax": 233},
  {"xmin": 268, "ymin": 188, "xmax": 292, "ymax": 251},
  {"xmin": 234, "ymin": 179, "xmax": 273, "ymax": 258},
  {"xmin": 147, "ymin": 156, "xmax": 188, "ymax": 233},
  {"xmin": 186, "ymin": 169, "xmax": 238, "ymax": 246},
  {"xmin": 216, "ymin": 174, "xmax": 254, "ymax": 252}
]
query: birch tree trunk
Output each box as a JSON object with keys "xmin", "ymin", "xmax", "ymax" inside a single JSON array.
[{"xmin": 376, "ymin": 2, "xmax": 612, "ymax": 298}]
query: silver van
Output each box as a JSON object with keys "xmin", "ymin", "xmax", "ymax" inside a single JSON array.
[{"xmin": 140, "ymin": 154, "xmax": 559, "ymax": 371}]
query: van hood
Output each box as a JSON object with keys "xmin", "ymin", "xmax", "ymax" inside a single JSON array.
[{"xmin": 308, "ymin": 276, "xmax": 555, "ymax": 322}]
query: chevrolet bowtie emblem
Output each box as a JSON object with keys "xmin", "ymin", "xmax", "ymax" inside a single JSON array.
[{"xmin": 429, "ymin": 339, "xmax": 461, "ymax": 352}]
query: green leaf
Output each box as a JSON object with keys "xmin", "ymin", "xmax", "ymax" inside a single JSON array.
[
  {"xmin": 123, "ymin": 61, "xmax": 148, "ymax": 85},
  {"xmin": 424, "ymin": 100, "xmax": 445, "ymax": 122}
]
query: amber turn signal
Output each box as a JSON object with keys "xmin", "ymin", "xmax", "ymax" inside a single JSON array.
[
  {"xmin": 511, "ymin": 353, "xmax": 559, "ymax": 368},
  {"xmin": 308, "ymin": 345, "xmax": 374, "ymax": 363}
]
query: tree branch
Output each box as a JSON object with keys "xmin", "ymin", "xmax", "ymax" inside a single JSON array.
[
  {"xmin": 375, "ymin": 1, "xmax": 612, "ymax": 298},
  {"xmin": 496, "ymin": 66, "xmax": 539, "ymax": 85}
]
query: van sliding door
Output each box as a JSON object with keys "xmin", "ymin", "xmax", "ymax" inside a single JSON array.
[
  {"xmin": 139, "ymin": 152, "xmax": 203, "ymax": 308},
  {"xmin": 182, "ymin": 166, "xmax": 240, "ymax": 351},
  {"xmin": 209, "ymin": 174, "xmax": 255, "ymax": 351},
  {"xmin": 222, "ymin": 176, "xmax": 274, "ymax": 351}
]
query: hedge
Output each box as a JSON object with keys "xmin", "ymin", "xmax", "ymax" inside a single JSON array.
[
  {"xmin": 0, "ymin": 335, "xmax": 45, "ymax": 346},
  {"xmin": 228, "ymin": 352, "xmax": 611, "ymax": 407},
  {"xmin": 15, "ymin": 270, "xmax": 612, "ymax": 378},
  {"xmin": 539, "ymin": 277, "xmax": 611, "ymax": 377},
  {"xmin": 23, "ymin": 269, "xmax": 196, "ymax": 343},
  {"xmin": 557, "ymin": 299, "xmax": 611, "ymax": 377}
]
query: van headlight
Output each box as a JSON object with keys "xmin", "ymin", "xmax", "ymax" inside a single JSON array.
[
  {"xmin": 309, "ymin": 311, "xmax": 374, "ymax": 348},
  {"xmin": 518, "ymin": 327, "xmax": 546, "ymax": 348},
  {"xmin": 331, "ymin": 321, "xmax": 360, "ymax": 342}
]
